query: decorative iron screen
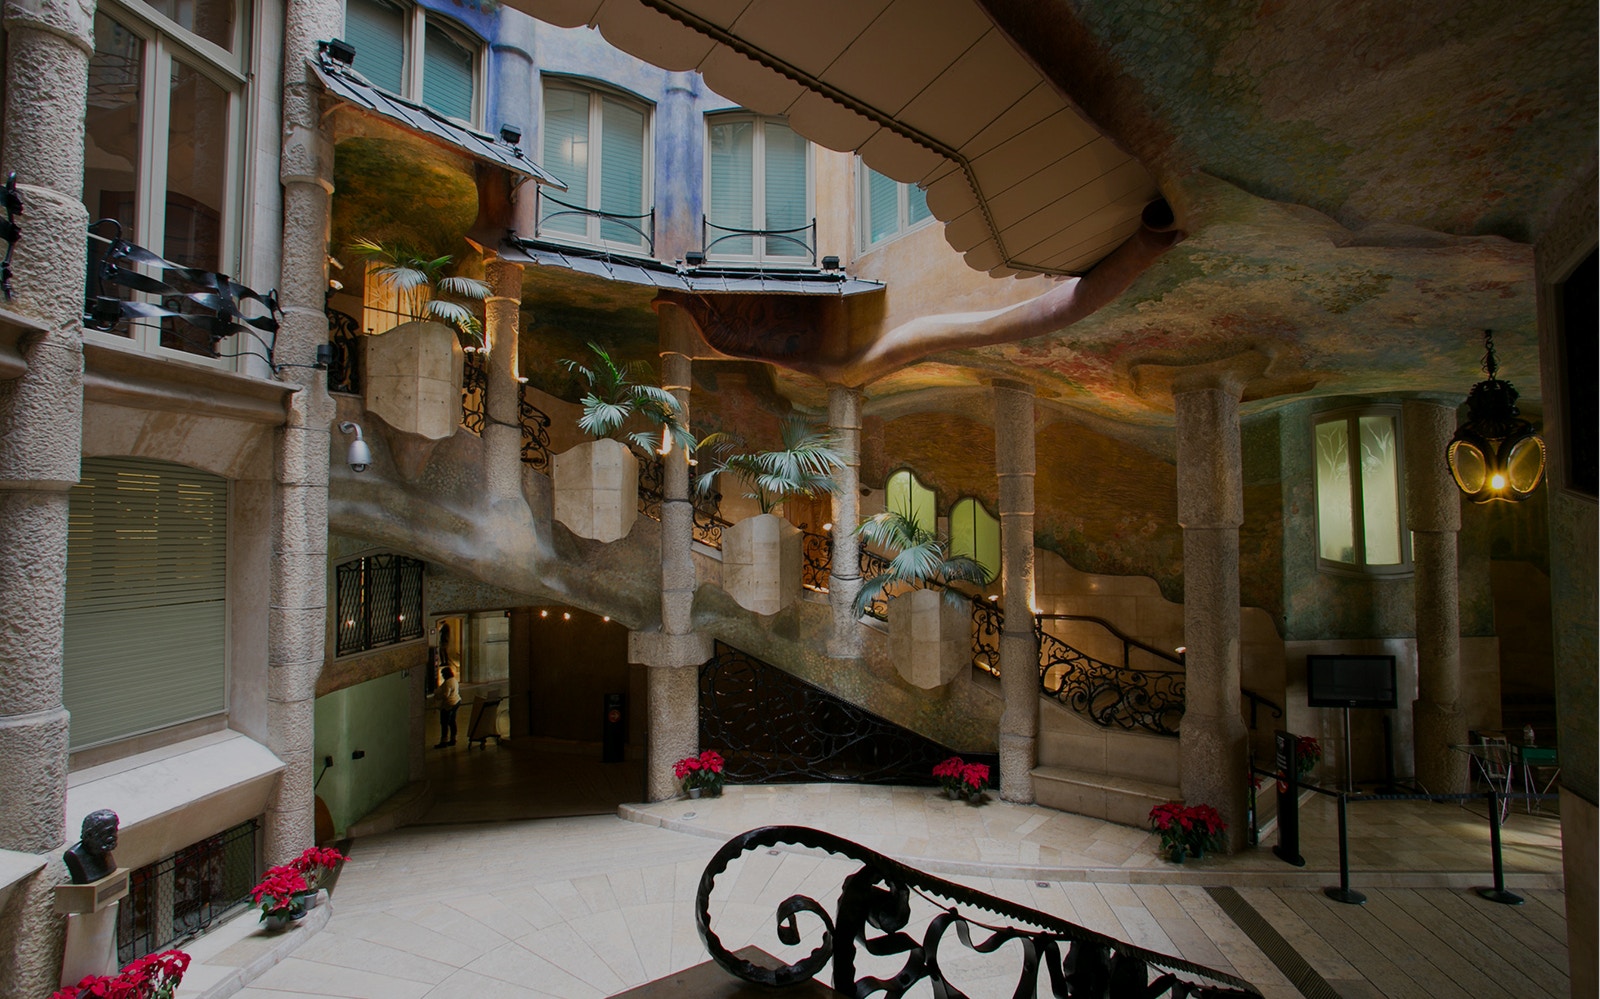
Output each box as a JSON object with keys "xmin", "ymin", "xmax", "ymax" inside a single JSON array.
[
  {"xmin": 335, "ymin": 553, "xmax": 425, "ymax": 656},
  {"xmin": 699, "ymin": 642, "xmax": 997, "ymax": 786},
  {"xmin": 117, "ymin": 818, "xmax": 258, "ymax": 963}
]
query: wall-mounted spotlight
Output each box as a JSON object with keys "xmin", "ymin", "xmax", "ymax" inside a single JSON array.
[
  {"xmin": 338, "ymin": 421, "xmax": 371, "ymax": 473},
  {"xmin": 684, "ymin": 251, "xmax": 705, "ymax": 267},
  {"xmin": 499, "ymin": 124, "xmax": 523, "ymax": 146},
  {"xmin": 325, "ymin": 38, "xmax": 356, "ymax": 65},
  {"xmin": 821, "ymin": 255, "xmax": 841, "ymax": 271}
]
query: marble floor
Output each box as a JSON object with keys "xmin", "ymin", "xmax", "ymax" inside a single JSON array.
[{"xmin": 201, "ymin": 747, "xmax": 1568, "ymax": 999}]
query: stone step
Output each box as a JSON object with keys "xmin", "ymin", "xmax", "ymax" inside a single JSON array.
[{"xmin": 1031, "ymin": 765, "xmax": 1179, "ymax": 828}]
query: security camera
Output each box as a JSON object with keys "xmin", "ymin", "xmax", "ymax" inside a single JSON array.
[{"xmin": 338, "ymin": 421, "xmax": 371, "ymax": 473}]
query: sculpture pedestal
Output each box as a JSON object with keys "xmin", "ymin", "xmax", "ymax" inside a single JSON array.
[{"xmin": 55, "ymin": 869, "xmax": 129, "ymax": 985}]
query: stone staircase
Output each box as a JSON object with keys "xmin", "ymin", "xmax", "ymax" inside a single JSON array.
[{"xmin": 1031, "ymin": 695, "xmax": 1182, "ymax": 827}]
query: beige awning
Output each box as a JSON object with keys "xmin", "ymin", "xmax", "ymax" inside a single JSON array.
[{"xmin": 502, "ymin": 0, "xmax": 1159, "ymax": 278}]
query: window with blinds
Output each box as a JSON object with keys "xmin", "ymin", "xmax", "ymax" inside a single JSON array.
[
  {"xmin": 65, "ymin": 458, "xmax": 229, "ymax": 751},
  {"xmin": 422, "ymin": 22, "xmax": 474, "ymax": 123},
  {"xmin": 340, "ymin": 0, "xmax": 479, "ymax": 124},
  {"xmin": 859, "ymin": 162, "xmax": 934, "ymax": 249},
  {"xmin": 343, "ymin": 0, "xmax": 405, "ymax": 95},
  {"xmin": 539, "ymin": 80, "xmax": 651, "ymax": 252},
  {"xmin": 706, "ymin": 112, "xmax": 811, "ymax": 264}
]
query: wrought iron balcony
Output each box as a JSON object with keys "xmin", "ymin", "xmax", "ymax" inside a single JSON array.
[
  {"xmin": 534, "ymin": 188, "xmax": 655, "ymax": 256},
  {"xmin": 699, "ymin": 215, "xmax": 817, "ymax": 267}
]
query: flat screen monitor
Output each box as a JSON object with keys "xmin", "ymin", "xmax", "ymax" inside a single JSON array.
[{"xmin": 1306, "ymin": 654, "xmax": 1397, "ymax": 709}]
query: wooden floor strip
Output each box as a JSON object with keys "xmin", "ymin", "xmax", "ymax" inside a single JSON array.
[{"xmin": 1206, "ymin": 887, "xmax": 1343, "ymax": 999}]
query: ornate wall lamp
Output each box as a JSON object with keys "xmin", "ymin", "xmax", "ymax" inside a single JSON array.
[{"xmin": 1445, "ymin": 330, "xmax": 1546, "ymax": 503}]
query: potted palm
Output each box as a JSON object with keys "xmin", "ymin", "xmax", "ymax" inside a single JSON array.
[
  {"xmin": 347, "ymin": 239, "xmax": 490, "ymax": 446},
  {"xmin": 553, "ymin": 343, "xmax": 692, "ymax": 542},
  {"xmin": 854, "ymin": 510, "xmax": 990, "ymax": 688},
  {"xmin": 694, "ymin": 417, "xmax": 846, "ymax": 614}
]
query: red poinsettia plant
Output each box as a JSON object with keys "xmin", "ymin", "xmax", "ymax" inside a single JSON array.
[
  {"xmin": 1148, "ymin": 801, "xmax": 1228, "ymax": 860},
  {"xmin": 673, "ymin": 749, "xmax": 726, "ymax": 794},
  {"xmin": 289, "ymin": 845, "xmax": 348, "ymax": 890},
  {"xmin": 250, "ymin": 864, "xmax": 310, "ymax": 920},
  {"xmin": 48, "ymin": 949, "xmax": 190, "ymax": 999},
  {"xmin": 1295, "ymin": 735, "xmax": 1322, "ymax": 777},
  {"xmin": 932, "ymin": 756, "xmax": 990, "ymax": 797}
]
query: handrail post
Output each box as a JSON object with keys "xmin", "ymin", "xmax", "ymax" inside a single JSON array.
[
  {"xmin": 1476, "ymin": 788, "xmax": 1525, "ymax": 905},
  {"xmin": 1323, "ymin": 793, "xmax": 1367, "ymax": 904}
]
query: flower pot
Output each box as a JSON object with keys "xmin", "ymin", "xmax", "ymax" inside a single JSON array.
[
  {"xmin": 553, "ymin": 438, "xmax": 639, "ymax": 542},
  {"xmin": 260, "ymin": 903, "xmax": 307, "ymax": 932},
  {"xmin": 688, "ymin": 787, "xmax": 703, "ymax": 799},
  {"xmin": 943, "ymin": 787, "xmax": 961, "ymax": 800},
  {"xmin": 1168, "ymin": 845, "xmax": 1185, "ymax": 864},
  {"xmin": 295, "ymin": 889, "xmax": 321, "ymax": 910},
  {"xmin": 965, "ymin": 791, "xmax": 985, "ymax": 805}
]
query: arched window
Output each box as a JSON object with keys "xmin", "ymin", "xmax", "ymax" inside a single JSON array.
[
  {"xmin": 1314, "ymin": 406, "xmax": 1410, "ymax": 574},
  {"xmin": 885, "ymin": 469, "xmax": 935, "ymax": 536},
  {"xmin": 541, "ymin": 79, "xmax": 652, "ymax": 252},
  {"xmin": 949, "ymin": 497, "xmax": 1000, "ymax": 584}
]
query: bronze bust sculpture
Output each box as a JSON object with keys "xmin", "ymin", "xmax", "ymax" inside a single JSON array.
[{"xmin": 63, "ymin": 809, "xmax": 119, "ymax": 884}]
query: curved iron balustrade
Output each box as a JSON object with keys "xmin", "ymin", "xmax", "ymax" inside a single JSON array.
[
  {"xmin": 697, "ymin": 825, "xmax": 1260, "ymax": 998},
  {"xmin": 460, "ymin": 349, "xmax": 487, "ymax": 435},
  {"xmin": 633, "ymin": 452, "xmax": 731, "ymax": 548},
  {"xmin": 700, "ymin": 215, "xmax": 817, "ymax": 266},
  {"xmin": 800, "ymin": 529, "xmax": 832, "ymax": 592},
  {"xmin": 535, "ymin": 189, "xmax": 655, "ymax": 255},
  {"xmin": 1036, "ymin": 621, "xmax": 1186, "ymax": 736},
  {"xmin": 325, "ymin": 305, "xmax": 361, "ymax": 394},
  {"xmin": 971, "ymin": 595, "xmax": 1003, "ymax": 677},
  {"xmin": 518, "ymin": 384, "xmax": 553, "ymax": 473}
]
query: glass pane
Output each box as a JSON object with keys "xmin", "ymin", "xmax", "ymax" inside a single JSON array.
[
  {"xmin": 343, "ymin": 0, "xmax": 405, "ymax": 95},
  {"xmin": 161, "ymin": 59, "xmax": 230, "ymax": 356},
  {"xmin": 950, "ymin": 499, "xmax": 976, "ymax": 564},
  {"xmin": 888, "ymin": 470, "xmax": 935, "ymax": 536},
  {"xmin": 707, "ymin": 118, "xmax": 752, "ymax": 256},
  {"xmin": 949, "ymin": 498, "xmax": 998, "ymax": 583},
  {"xmin": 138, "ymin": 0, "xmax": 235, "ymax": 50},
  {"xmin": 1506, "ymin": 435, "xmax": 1546, "ymax": 493},
  {"xmin": 866, "ymin": 167, "xmax": 897, "ymax": 245},
  {"xmin": 1315, "ymin": 419, "xmax": 1355, "ymax": 563},
  {"xmin": 975, "ymin": 501, "xmax": 1000, "ymax": 583},
  {"xmin": 598, "ymin": 95, "xmax": 646, "ymax": 247},
  {"xmin": 422, "ymin": 22, "xmax": 475, "ymax": 123},
  {"xmin": 1447, "ymin": 440, "xmax": 1487, "ymax": 494},
  {"xmin": 763, "ymin": 121, "xmax": 808, "ymax": 258},
  {"xmin": 541, "ymin": 86, "xmax": 590, "ymax": 236},
  {"xmin": 85, "ymin": 14, "xmax": 143, "ymax": 339},
  {"xmin": 907, "ymin": 181, "xmax": 932, "ymax": 225},
  {"xmin": 1358, "ymin": 416, "xmax": 1402, "ymax": 565}
]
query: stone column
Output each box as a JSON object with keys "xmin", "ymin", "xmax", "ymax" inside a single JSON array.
[
  {"xmin": 1174, "ymin": 375, "xmax": 1249, "ymax": 852},
  {"xmin": 266, "ymin": 0, "xmax": 343, "ymax": 866},
  {"xmin": 827, "ymin": 385, "xmax": 863, "ymax": 658},
  {"xmin": 483, "ymin": 257, "xmax": 525, "ymax": 500},
  {"xmin": 630, "ymin": 302, "xmax": 711, "ymax": 800},
  {"xmin": 0, "ymin": 2, "xmax": 92, "ymax": 991},
  {"xmin": 993, "ymin": 381, "xmax": 1038, "ymax": 803},
  {"xmin": 1404, "ymin": 400, "xmax": 1468, "ymax": 793}
]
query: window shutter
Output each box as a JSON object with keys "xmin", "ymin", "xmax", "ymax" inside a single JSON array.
[
  {"xmin": 343, "ymin": 0, "xmax": 405, "ymax": 96},
  {"xmin": 422, "ymin": 22, "xmax": 474, "ymax": 124},
  {"xmin": 707, "ymin": 118, "xmax": 754, "ymax": 256},
  {"xmin": 907, "ymin": 182, "xmax": 932, "ymax": 226},
  {"xmin": 541, "ymin": 85, "xmax": 590, "ymax": 236},
  {"xmin": 64, "ymin": 458, "xmax": 228, "ymax": 750},
  {"xmin": 763, "ymin": 121, "xmax": 808, "ymax": 257},
  {"xmin": 598, "ymin": 95, "xmax": 646, "ymax": 247},
  {"xmin": 866, "ymin": 167, "xmax": 898, "ymax": 245}
]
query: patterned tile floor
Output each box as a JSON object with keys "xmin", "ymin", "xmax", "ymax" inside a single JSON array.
[{"xmin": 194, "ymin": 745, "xmax": 1568, "ymax": 998}]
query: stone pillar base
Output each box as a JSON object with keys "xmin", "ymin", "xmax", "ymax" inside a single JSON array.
[
  {"xmin": 1179, "ymin": 710, "xmax": 1249, "ymax": 853},
  {"xmin": 997, "ymin": 733, "xmax": 1036, "ymax": 804},
  {"xmin": 1413, "ymin": 698, "xmax": 1469, "ymax": 794},
  {"xmin": 631, "ymin": 631, "xmax": 713, "ymax": 801}
]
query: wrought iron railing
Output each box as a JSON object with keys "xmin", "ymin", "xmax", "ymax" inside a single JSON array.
[
  {"xmin": 633, "ymin": 451, "xmax": 732, "ymax": 548},
  {"xmin": 325, "ymin": 305, "xmax": 361, "ymax": 394},
  {"xmin": 1242, "ymin": 687, "xmax": 1284, "ymax": 731},
  {"xmin": 800, "ymin": 529, "xmax": 832, "ymax": 592},
  {"xmin": 700, "ymin": 215, "xmax": 817, "ymax": 266},
  {"xmin": 699, "ymin": 642, "xmax": 996, "ymax": 786},
  {"xmin": 461, "ymin": 347, "xmax": 487, "ymax": 434},
  {"xmin": 535, "ymin": 188, "xmax": 655, "ymax": 256},
  {"xmin": 335, "ymin": 553, "xmax": 425, "ymax": 656},
  {"xmin": 117, "ymin": 819, "xmax": 257, "ymax": 964},
  {"xmin": 697, "ymin": 826, "xmax": 1260, "ymax": 998},
  {"xmin": 1, "ymin": 173, "xmax": 20, "ymax": 300},
  {"xmin": 518, "ymin": 383, "xmax": 553, "ymax": 472},
  {"xmin": 1036, "ymin": 620, "xmax": 1186, "ymax": 736},
  {"xmin": 972, "ymin": 594, "xmax": 1003, "ymax": 676}
]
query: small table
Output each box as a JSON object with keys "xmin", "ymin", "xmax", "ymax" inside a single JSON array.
[{"xmin": 1453, "ymin": 741, "xmax": 1560, "ymax": 818}]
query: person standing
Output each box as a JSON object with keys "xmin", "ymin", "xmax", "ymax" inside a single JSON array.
[{"xmin": 433, "ymin": 625, "xmax": 462, "ymax": 748}]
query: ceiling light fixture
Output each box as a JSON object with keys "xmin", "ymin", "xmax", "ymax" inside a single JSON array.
[{"xmin": 1446, "ymin": 330, "xmax": 1546, "ymax": 503}]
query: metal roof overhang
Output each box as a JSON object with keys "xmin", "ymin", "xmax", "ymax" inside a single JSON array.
[
  {"xmin": 500, "ymin": 238, "xmax": 885, "ymax": 296},
  {"xmin": 312, "ymin": 51, "xmax": 567, "ymax": 187}
]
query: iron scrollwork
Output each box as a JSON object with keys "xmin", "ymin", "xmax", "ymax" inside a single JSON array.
[
  {"xmin": 800, "ymin": 530, "xmax": 832, "ymax": 592},
  {"xmin": 518, "ymin": 383, "xmax": 553, "ymax": 472},
  {"xmin": 325, "ymin": 305, "xmax": 361, "ymax": 394},
  {"xmin": 2, "ymin": 173, "xmax": 20, "ymax": 300},
  {"xmin": 1037, "ymin": 621, "xmax": 1186, "ymax": 737},
  {"xmin": 460, "ymin": 348, "xmax": 487, "ymax": 435},
  {"xmin": 696, "ymin": 825, "xmax": 1260, "ymax": 998},
  {"xmin": 971, "ymin": 596, "xmax": 1002, "ymax": 677},
  {"xmin": 636, "ymin": 451, "xmax": 664, "ymax": 521}
]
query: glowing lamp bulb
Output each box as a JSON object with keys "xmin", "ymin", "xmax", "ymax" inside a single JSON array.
[
  {"xmin": 1490, "ymin": 473, "xmax": 1507, "ymax": 491},
  {"xmin": 540, "ymin": 610, "xmax": 548, "ymax": 618},
  {"xmin": 562, "ymin": 612, "xmax": 571, "ymax": 621}
]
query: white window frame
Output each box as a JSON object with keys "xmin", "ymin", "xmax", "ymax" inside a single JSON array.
[
  {"xmin": 1313, "ymin": 405, "xmax": 1413, "ymax": 577},
  {"xmin": 85, "ymin": 0, "xmax": 250, "ymax": 370},
  {"xmin": 343, "ymin": 0, "xmax": 484, "ymax": 126},
  {"xmin": 857, "ymin": 159, "xmax": 933, "ymax": 251},
  {"xmin": 537, "ymin": 78, "xmax": 655, "ymax": 255},
  {"xmin": 703, "ymin": 111, "xmax": 814, "ymax": 267}
]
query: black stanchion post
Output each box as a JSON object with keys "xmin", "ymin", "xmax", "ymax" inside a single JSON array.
[
  {"xmin": 1476, "ymin": 788, "xmax": 1525, "ymax": 905},
  {"xmin": 1324, "ymin": 793, "xmax": 1367, "ymax": 905}
]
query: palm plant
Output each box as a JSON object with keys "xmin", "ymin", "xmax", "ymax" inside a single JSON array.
[
  {"xmin": 853, "ymin": 509, "xmax": 990, "ymax": 618},
  {"xmin": 692, "ymin": 416, "xmax": 847, "ymax": 515},
  {"xmin": 559, "ymin": 342, "xmax": 695, "ymax": 453},
  {"xmin": 348, "ymin": 238, "xmax": 491, "ymax": 341}
]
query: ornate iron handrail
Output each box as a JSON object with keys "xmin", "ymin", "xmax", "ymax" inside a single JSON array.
[
  {"xmin": 1242, "ymin": 687, "xmax": 1284, "ymax": 731},
  {"xmin": 460, "ymin": 347, "xmax": 487, "ymax": 435},
  {"xmin": 1036, "ymin": 612, "xmax": 1183, "ymax": 668},
  {"xmin": 800, "ymin": 529, "xmax": 832, "ymax": 592},
  {"xmin": 325, "ymin": 305, "xmax": 361, "ymax": 394},
  {"xmin": 536, "ymin": 188, "xmax": 655, "ymax": 255},
  {"xmin": 633, "ymin": 451, "xmax": 731, "ymax": 548},
  {"xmin": 2, "ymin": 173, "xmax": 20, "ymax": 300},
  {"xmin": 518, "ymin": 383, "xmax": 553, "ymax": 472},
  {"xmin": 972, "ymin": 595, "xmax": 1002, "ymax": 676},
  {"xmin": 1037, "ymin": 619, "xmax": 1186, "ymax": 737},
  {"xmin": 699, "ymin": 642, "xmax": 994, "ymax": 785},
  {"xmin": 697, "ymin": 826, "xmax": 1260, "ymax": 998},
  {"xmin": 701, "ymin": 215, "xmax": 817, "ymax": 265}
]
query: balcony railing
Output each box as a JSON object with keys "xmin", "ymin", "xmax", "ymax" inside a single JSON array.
[
  {"xmin": 460, "ymin": 347, "xmax": 487, "ymax": 435},
  {"xmin": 325, "ymin": 305, "xmax": 361, "ymax": 394},
  {"xmin": 518, "ymin": 383, "xmax": 553, "ymax": 473},
  {"xmin": 534, "ymin": 188, "xmax": 656, "ymax": 256},
  {"xmin": 634, "ymin": 451, "xmax": 732, "ymax": 549},
  {"xmin": 700, "ymin": 215, "xmax": 817, "ymax": 266}
]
